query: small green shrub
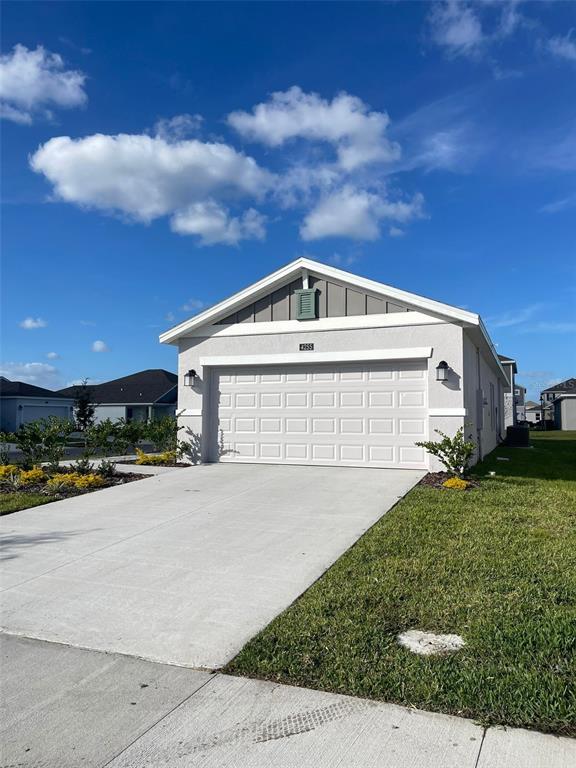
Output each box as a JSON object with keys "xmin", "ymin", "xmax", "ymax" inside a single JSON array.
[
  {"xmin": 145, "ymin": 416, "xmax": 181, "ymax": 453},
  {"xmin": 415, "ymin": 427, "xmax": 476, "ymax": 478},
  {"xmin": 13, "ymin": 417, "xmax": 74, "ymax": 470}
]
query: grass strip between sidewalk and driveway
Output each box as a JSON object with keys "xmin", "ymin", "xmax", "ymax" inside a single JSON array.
[{"xmin": 227, "ymin": 432, "xmax": 576, "ymax": 736}]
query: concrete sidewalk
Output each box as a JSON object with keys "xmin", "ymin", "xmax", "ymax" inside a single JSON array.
[{"xmin": 1, "ymin": 634, "xmax": 573, "ymax": 768}]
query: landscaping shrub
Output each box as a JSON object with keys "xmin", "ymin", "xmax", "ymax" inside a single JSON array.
[
  {"xmin": 135, "ymin": 448, "xmax": 177, "ymax": 465},
  {"xmin": 46, "ymin": 472, "xmax": 105, "ymax": 491},
  {"xmin": 0, "ymin": 431, "xmax": 12, "ymax": 465},
  {"xmin": 19, "ymin": 467, "xmax": 46, "ymax": 485},
  {"xmin": 0, "ymin": 465, "xmax": 20, "ymax": 481},
  {"xmin": 70, "ymin": 455, "xmax": 95, "ymax": 475},
  {"xmin": 442, "ymin": 476, "xmax": 469, "ymax": 490},
  {"xmin": 144, "ymin": 416, "xmax": 181, "ymax": 453},
  {"xmin": 13, "ymin": 417, "xmax": 75, "ymax": 470},
  {"xmin": 416, "ymin": 427, "xmax": 476, "ymax": 477},
  {"xmin": 96, "ymin": 459, "xmax": 117, "ymax": 479}
]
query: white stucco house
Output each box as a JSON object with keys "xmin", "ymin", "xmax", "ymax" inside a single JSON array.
[{"xmin": 160, "ymin": 258, "xmax": 509, "ymax": 471}]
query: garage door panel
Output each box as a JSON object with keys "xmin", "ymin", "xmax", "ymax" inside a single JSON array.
[{"xmin": 214, "ymin": 361, "xmax": 428, "ymax": 469}]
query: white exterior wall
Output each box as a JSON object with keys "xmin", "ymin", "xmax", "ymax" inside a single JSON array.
[
  {"xmin": 555, "ymin": 398, "xmax": 576, "ymax": 430},
  {"xmin": 462, "ymin": 333, "xmax": 505, "ymax": 462},
  {"xmin": 177, "ymin": 321, "xmax": 468, "ymax": 470},
  {"xmin": 93, "ymin": 405, "xmax": 127, "ymax": 424}
]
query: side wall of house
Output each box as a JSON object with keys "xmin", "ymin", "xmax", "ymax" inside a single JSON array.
[
  {"xmin": 177, "ymin": 321, "xmax": 467, "ymax": 470},
  {"xmin": 463, "ymin": 333, "xmax": 505, "ymax": 462},
  {"xmin": 93, "ymin": 405, "xmax": 127, "ymax": 424}
]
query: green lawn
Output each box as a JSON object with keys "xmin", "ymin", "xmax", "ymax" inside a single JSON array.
[
  {"xmin": 0, "ymin": 492, "xmax": 54, "ymax": 515},
  {"xmin": 227, "ymin": 432, "xmax": 576, "ymax": 736}
]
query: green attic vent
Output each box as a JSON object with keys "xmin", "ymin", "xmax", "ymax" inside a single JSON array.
[{"xmin": 295, "ymin": 288, "xmax": 317, "ymax": 320}]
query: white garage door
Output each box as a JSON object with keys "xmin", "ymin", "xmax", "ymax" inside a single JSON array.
[
  {"xmin": 21, "ymin": 405, "xmax": 70, "ymax": 424},
  {"xmin": 213, "ymin": 360, "xmax": 428, "ymax": 469}
]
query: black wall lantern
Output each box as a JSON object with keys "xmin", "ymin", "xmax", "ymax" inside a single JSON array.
[
  {"xmin": 436, "ymin": 360, "xmax": 449, "ymax": 382},
  {"xmin": 184, "ymin": 369, "xmax": 197, "ymax": 387}
]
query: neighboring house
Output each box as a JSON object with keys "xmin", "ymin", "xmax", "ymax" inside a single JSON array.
[
  {"xmin": 160, "ymin": 257, "xmax": 509, "ymax": 471},
  {"xmin": 59, "ymin": 369, "xmax": 177, "ymax": 424},
  {"xmin": 553, "ymin": 395, "xmax": 576, "ymax": 431},
  {"xmin": 498, "ymin": 354, "xmax": 518, "ymax": 428},
  {"xmin": 515, "ymin": 384, "xmax": 526, "ymax": 423},
  {"xmin": 524, "ymin": 400, "xmax": 544, "ymax": 425},
  {"xmin": 0, "ymin": 377, "xmax": 74, "ymax": 432},
  {"xmin": 541, "ymin": 378, "xmax": 576, "ymax": 405}
]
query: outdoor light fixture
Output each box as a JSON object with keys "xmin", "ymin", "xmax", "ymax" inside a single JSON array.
[
  {"xmin": 184, "ymin": 369, "xmax": 197, "ymax": 387},
  {"xmin": 436, "ymin": 361, "xmax": 449, "ymax": 382}
]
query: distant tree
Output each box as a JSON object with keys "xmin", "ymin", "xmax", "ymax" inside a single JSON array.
[{"xmin": 73, "ymin": 379, "xmax": 96, "ymax": 432}]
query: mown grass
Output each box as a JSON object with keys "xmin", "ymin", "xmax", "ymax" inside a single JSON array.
[
  {"xmin": 227, "ymin": 432, "xmax": 576, "ymax": 736},
  {"xmin": 0, "ymin": 492, "xmax": 54, "ymax": 515}
]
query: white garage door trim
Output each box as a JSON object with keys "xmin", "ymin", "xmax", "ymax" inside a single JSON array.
[
  {"xmin": 207, "ymin": 358, "xmax": 429, "ymax": 470},
  {"xmin": 200, "ymin": 346, "xmax": 432, "ymax": 368}
]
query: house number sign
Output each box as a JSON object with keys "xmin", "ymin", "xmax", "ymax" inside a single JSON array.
[{"xmin": 299, "ymin": 343, "xmax": 314, "ymax": 351}]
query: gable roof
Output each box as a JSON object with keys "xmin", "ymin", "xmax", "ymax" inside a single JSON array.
[
  {"xmin": 542, "ymin": 378, "xmax": 576, "ymax": 394},
  {"xmin": 159, "ymin": 257, "xmax": 506, "ymax": 381},
  {"xmin": 0, "ymin": 377, "xmax": 72, "ymax": 399},
  {"xmin": 59, "ymin": 369, "xmax": 177, "ymax": 405},
  {"xmin": 160, "ymin": 257, "xmax": 480, "ymax": 344}
]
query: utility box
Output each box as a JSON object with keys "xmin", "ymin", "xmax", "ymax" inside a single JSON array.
[{"xmin": 505, "ymin": 425, "xmax": 530, "ymax": 447}]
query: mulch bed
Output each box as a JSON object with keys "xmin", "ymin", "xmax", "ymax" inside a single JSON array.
[
  {"xmin": 120, "ymin": 460, "xmax": 190, "ymax": 468},
  {"xmin": 0, "ymin": 470, "xmax": 149, "ymax": 503},
  {"xmin": 418, "ymin": 471, "xmax": 479, "ymax": 490}
]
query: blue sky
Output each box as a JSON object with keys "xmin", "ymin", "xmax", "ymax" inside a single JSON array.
[{"xmin": 1, "ymin": 1, "xmax": 574, "ymax": 400}]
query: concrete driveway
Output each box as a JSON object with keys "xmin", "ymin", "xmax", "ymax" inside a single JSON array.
[{"xmin": 0, "ymin": 463, "xmax": 423, "ymax": 668}]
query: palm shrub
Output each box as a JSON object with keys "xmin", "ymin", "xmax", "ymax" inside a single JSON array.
[{"xmin": 415, "ymin": 427, "xmax": 476, "ymax": 478}]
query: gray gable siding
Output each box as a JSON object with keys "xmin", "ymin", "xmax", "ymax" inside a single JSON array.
[{"xmin": 216, "ymin": 275, "xmax": 410, "ymax": 325}]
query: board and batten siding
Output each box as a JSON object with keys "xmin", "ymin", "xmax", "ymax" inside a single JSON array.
[{"xmin": 216, "ymin": 276, "xmax": 411, "ymax": 325}]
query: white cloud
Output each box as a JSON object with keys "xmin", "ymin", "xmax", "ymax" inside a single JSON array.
[
  {"xmin": 326, "ymin": 252, "xmax": 359, "ymax": 268},
  {"xmin": 31, "ymin": 132, "xmax": 271, "ymax": 245},
  {"xmin": 19, "ymin": 316, "xmax": 47, "ymax": 329},
  {"xmin": 519, "ymin": 321, "xmax": 576, "ymax": 334},
  {"xmin": 31, "ymin": 133, "xmax": 270, "ymax": 222},
  {"xmin": 153, "ymin": 113, "xmax": 203, "ymax": 141},
  {"xmin": 91, "ymin": 340, "xmax": 109, "ymax": 352},
  {"xmin": 300, "ymin": 187, "xmax": 424, "ymax": 241},
  {"xmin": 428, "ymin": 1, "xmax": 526, "ymax": 61},
  {"xmin": 164, "ymin": 311, "xmax": 176, "ymax": 323},
  {"xmin": 180, "ymin": 298, "xmax": 206, "ymax": 312},
  {"xmin": 0, "ymin": 361, "xmax": 62, "ymax": 388},
  {"xmin": 80, "ymin": 319, "xmax": 96, "ymax": 326},
  {"xmin": 170, "ymin": 201, "xmax": 266, "ymax": 245},
  {"xmin": 547, "ymin": 30, "xmax": 576, "ymax": 62},
  {"xmin": 46, "ymin": 352, "xmax": 60, "ymax": 359},
  {"xmin": 486, "ymin": 304, "xmax": 543, "ymax": 328},
  {"xmin": 0, "ymin": 44, "xmax": 86, "ymax": 124},
  {"xmin": 389, "ymin": 226, "xmax": 405, "ymax": 237},
  {"xmin": 229, "ymin": 86, "xmax": 400, "ymax": 171},
  {"xmin": 539, "ymin": 194, "xmax": 576, "ymax": 214},
  {"xmin": 429, "ymin": 1, "xmax": 484, "ymax": 58}
]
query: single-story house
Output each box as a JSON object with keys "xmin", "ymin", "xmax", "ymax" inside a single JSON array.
[
  {"xmin": 160, "ymin": 258, "xmax": 509, "ymax": 471},
  {"xmin": 0, "ymin": 377, "xmax": 74, "ymax": 432},
  {"xmin": 553, "ymin": 394, "xmax": 576, "ymax": 431},
  {"xmin": 59, "ymin": 369, "xmax": 177, "ymax": 424}
]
